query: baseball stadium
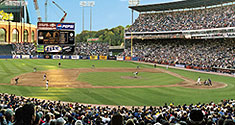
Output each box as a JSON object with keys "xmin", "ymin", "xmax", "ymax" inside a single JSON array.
[{"xmin": 0, "ymin": 0, "xmax": 235, "ymax": 124}]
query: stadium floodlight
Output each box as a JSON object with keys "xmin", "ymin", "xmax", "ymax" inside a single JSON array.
[
  {"xmin": 87, "ymin": 1, "xmax": 95, "ymax": 7},
  {"xmin": 87, "ymin": 1, "xmax": 95, "ymax": 31},
  {"xmin": 129, "ymin": 0, "xmax": 139, "ymax": 6},
  {"xmin": 129, "ymin": 0, "xmax": 139, "ymax": 56},
  {"xmin": 80, "ymin": 1, "xmax": 95, "ymax": 31},
  {"xmin": 80, "ymin": 1, "xmax": 87, "ymax": 32}
]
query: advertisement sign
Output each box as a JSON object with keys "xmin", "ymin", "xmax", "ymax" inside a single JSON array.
[
  {"xmin": 52, "ymin": 55, "xmax": 61, "ymax": 59},
  {"xmin": 108, "ymin": 56, "xmax": 116, "ymax": 60},
  {"xmin": 175, "ymin": 64, "xmax": 185, "ymax": 68},
  {"xmin": 3, "ymin": 1, "xmax": 28, "ymax": 6},
  {"xmin": 71, "ymin": 55, "xmax": 79, "ymax": 59},
  {"xmin": 90, "ymin": 56, "xmax": 98, "ymax": 60},
  {"xmin": 44, "ymin": 45, "xmax": 62, "ymax": 53},
  {"xmin": 44, "ymin": 55, "xmax": 51, "ymax": 59},
  {"xmin": 12, "ymin": 55, "xmax": 21, "ymax": 59},
  {"xmin": 132, "ymin": 57, "xmax": 140, "ymax": 61},
  {"xmin": 22, "ymin": 55, "xmax": 30, "ymax": 59},
  {"xmin": 99, "ymin": 56, "xmax": 107, "ymax": 60},
  {"xmin": 38, "ymin": 30, "xmax": 75, "ymax": 44},
  {"xmin": 37, "ymin": 55, "xmax": 45, "ymax": 59},
  {"xmin": 37, "ymin": 22, "xmax": 75, "ymax": 30},
  {"xmin": 56, "ymin": 23, "xmax": 75, "ymax": 30},
  {"xmin": 117, "ymin": 56, "xmax": 124, "ymax": 61},
  {"xmin": 37, "ymin": 45, "xmax": 44, "ymax": 52},
  {"xmin": 37, "ymin": 22, "xmax": 57, "ymax": 30},
  {"xmin": 125, "ymin": 56, "xmax": 132, "ymax": 61},
  {"xmin": 62, "ymin": 55, "xmax": 70, "ymax": 59},
  {"xmin": 87, "ymin": 38, "xmax": 99, "ymax": 42},
  {"xmin": 30, "ymin": 55, "xmax": 38, "ymax": 59},
  {"xmin": 62, "ymin": 46, "xmax": 74, "ymax": 54},
  {"xmin": 0, "ymin": 10, "xmax": 14, "ymax": 21}
]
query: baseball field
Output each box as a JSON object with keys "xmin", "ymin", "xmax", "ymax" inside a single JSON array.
[{"xmin": 0, "ymin": 59, "xmax": 234, "ymax": 106}]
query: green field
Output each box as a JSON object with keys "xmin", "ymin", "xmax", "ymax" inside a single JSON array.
[
  {"xmin": 77, "ymin": 72, "xmax": 183, "ymax": 86},
  {"xmin": 0, "ymin": 59, "xmax": 234, "ymax": 106}
]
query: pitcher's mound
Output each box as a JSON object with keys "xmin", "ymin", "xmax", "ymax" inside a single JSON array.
[{"xmin": 121, "ymin": 76, "xmax": 142, "ymax": 79}]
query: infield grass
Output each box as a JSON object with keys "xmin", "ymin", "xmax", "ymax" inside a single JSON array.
[{"xmin": 0, "ymin": 59, "xmax": 235, "ymax": 106}]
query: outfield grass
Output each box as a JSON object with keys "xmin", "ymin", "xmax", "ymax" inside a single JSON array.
[
  {"xmin": 77, "ymin": 72, "xmax": 183, "ymax": 86},
  {"xmin": 0, "ymin": 59, "xmax": 235, "ymax": 106}
]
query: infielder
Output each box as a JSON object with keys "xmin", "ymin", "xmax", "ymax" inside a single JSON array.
[
  {"xmin": 46, "ymin": 80, "xmax": 49, "ymax": 90},
  {"xmin": 43, "ymin": 73, "xmax": 47, "ymax": 81},
  {"xmin": 196, "ymin": 77, "xmax": 201, "ymax": 85},
  {"xmin": 133, "ymin": 71, "xmax": 138, "ymax": 78}
]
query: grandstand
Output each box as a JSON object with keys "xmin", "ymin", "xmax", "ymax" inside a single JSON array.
[{"xmin": 124, "ymin": 0, "xmax": 235, "ymax": 74}]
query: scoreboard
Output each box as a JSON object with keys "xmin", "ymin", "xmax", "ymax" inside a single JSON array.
[
  {"xmin": 37, "ymin": 22, "xmax": 75, "ymax": 53},
  {"xmin": 38, "ymin": 30, "xmax": 75, "ymax": 44}
]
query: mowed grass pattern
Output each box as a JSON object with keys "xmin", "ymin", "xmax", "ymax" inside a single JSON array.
[
  {"xmin": 0, "ymin": 59, "xmax": 235, "ymax": 106},
  {"xmin": 77, "ymin": 72, "xmax": 183, "ymax": 86}
]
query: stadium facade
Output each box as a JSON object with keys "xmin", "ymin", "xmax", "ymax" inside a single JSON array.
[{"xmin": 0, "ymin": 0, "xmax": 37, "ymax": 44}]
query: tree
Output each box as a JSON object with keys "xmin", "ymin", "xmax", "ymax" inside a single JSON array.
[{"xmin": 75, "ymin": 26, "xmax": 125, "ymax": 46}]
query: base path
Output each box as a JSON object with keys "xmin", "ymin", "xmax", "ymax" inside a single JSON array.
[{"xmin": 9, "ymin": 68, "xmax": 226, "ymax": 89}]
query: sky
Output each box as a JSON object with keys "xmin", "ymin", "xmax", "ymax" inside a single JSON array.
[{"xmin": 27, "ymin": 0, "xmax": 178, "ymax": 33}]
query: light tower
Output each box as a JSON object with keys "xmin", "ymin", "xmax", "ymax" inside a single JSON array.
[
  {"xmin": 128, "ymin": 0, "xmax": 139, "ymax": 57},
  {"xmin": 80, "ymin": 1, "xmax": 95, "ymax": 32}
]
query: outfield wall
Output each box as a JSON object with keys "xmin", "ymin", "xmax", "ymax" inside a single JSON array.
[{"xmin": 0, "ymin": 55, "xmax": 234, "ymax": 74}]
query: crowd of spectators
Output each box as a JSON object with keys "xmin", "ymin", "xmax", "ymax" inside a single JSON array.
[
  {"xmin": 12, "ymin": 43, "xmax": 36, "ymax": 55},
  {"xmin": 74, "ymin": 42, "xmax": 109, "ymax": 56},
  {"xmin": 120, "ymin": 39, "xmax": 235, "ymax": 71},
  {"xmin": 127, "ymin": 5, "xmax": 235, "ymax": 32},
  {"xmin": 1, "ymin": 93, "xmax": 235, "ymax": 125}
]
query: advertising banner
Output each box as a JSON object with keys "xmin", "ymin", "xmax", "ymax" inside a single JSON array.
[
  {"xmin": 80, "ymin": 56, "xmax": 89, "ymax": 59},
  {"xmin": 0, "ymin": 55, "xmax": 12, "ymax": 59},
  {"xmin": 12, "ymin": 55, "xmax": 21, "ymax": 59},
  {"xmin": 30, "ymin": 55, "xmax": 38, "ymax": 59},
  {"xmin": 37, "ymin": 22, "xmax": 75, "ymax": 30},
  {"xmin": 125, "ymin": 56, "xmax": 132, "ymax": 61},
  {"xmin": 175, "ymin": 64, "xmax": 185, "ymax": 68},
  {"xmin": 37, "ymin": 55, "xmax": 44, "ymax": 59},
  {"xmin": 117, "ymin": 56, "xmax": 124, "ymax": 61},
  {"xmin": 22, "ymin": 55, "xmax": 30, "ymax": 59},
  {"xmin": 90, "ymin": 56, "xmax": 98, "ymax": 60},
  {"xmin": 108, "ymin": 56, "xmax": 116, "ymax": 60},
  {"xmin": 37, "ymin": 22, "xmax": 57, "ymax": 30},
  {"xmin": 37, "ymin": 45, "xmax": 44, "ymax": 53},
  {"xmin": 44, "ymin": 55, "xmax": 51, "ymax": 59},
  {"xmin": 56, "ymin": 23, "xmax": 75, "ymax": 30},
  {"xmin": 62, "ymin": 55, "xmax": 71, "ymax": 59},
  {"xmin": 99, "ymin": 56, "xmax": 107, "ymax": 60},
  {"xmin": 52, "ymin": 55, "xmax": 61, "ymax": 59},
  {"xmin": 44, "ymin": 45, "xmax": 62, "ymax": 53},
  {"xmin": 132, "ymin": 57, "xmax": 140, "ymax": 61},
  {"xmin": 71, "ymin": 55, "xmax": 79, "ymax": 60}
]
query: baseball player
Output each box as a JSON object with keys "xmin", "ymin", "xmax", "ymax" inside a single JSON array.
[
  {"xmin": 196, "ymin": 77, "xmax": 201, "ymax": 85},
  {"xmin": 15, "ymin": 77, "xmax": 19, "ymax": 85},
  {"xmin": 133, "ymin": 71, "xmax": 138, "ymax": 78},
  {"xmin": 46, "ymin": 80, "xmax": 49, "ymax": 90},
  {"xmin": 43, "ymin": 73, "xmax": 47, "ymax": 81},
  {"xmin": 58, "ymin": 62, "xmax": 61, "ymax": 67},
  {"xmin": 166, "ymin": 65, "xmax": 169, "ymax": 70},
  {"xmin": 33, "ymin": 67, "xmax": 37, "ymax": 72}
]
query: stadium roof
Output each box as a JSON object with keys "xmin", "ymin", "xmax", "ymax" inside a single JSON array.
[{"xmin": 129, "ymin": 0, "xmax": 235, "ymax": 12}]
